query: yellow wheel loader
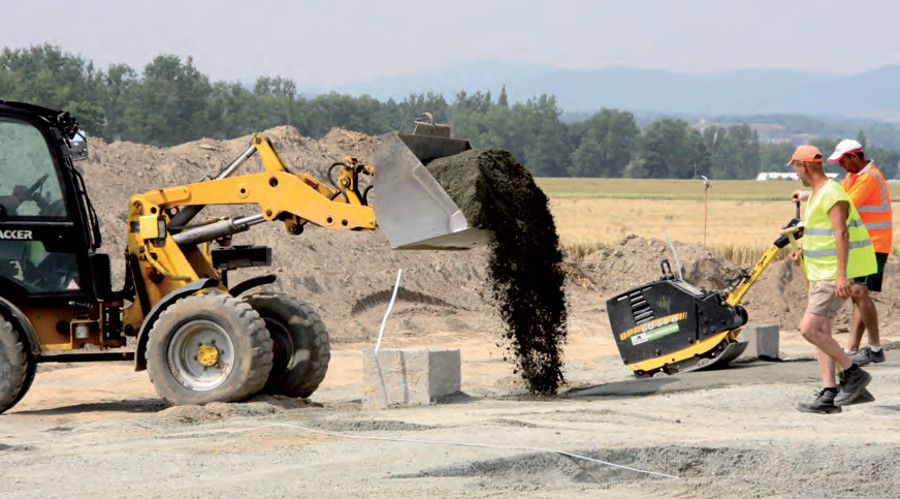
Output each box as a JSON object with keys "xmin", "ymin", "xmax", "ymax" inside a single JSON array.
[{"xmin": 0, "ymin": 101, "xmax": 486, "ymax": 412}]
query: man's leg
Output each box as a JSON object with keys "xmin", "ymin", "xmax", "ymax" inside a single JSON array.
[
  {"xmin": 850, "ymin": 284, "xmax": 880, "ymax": 347},
  {"xmin": 846, "ymin": 302, "xmax": 865, "ymax": 353},
  {"xmin": 800, "ymin": 311, "xmax": 852, "ymax": 376},
  {"xmin": 797, "ymin": 312, "xmax": 843, "ymax": 413},
  {"xmin": 815, "ymin": 347, "xmax": 836, "ymax": 388}
]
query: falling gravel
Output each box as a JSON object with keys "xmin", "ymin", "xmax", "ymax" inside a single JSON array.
[{"xmin": 426, "ymin": 148, "xmax": 567, "ymax": 395}]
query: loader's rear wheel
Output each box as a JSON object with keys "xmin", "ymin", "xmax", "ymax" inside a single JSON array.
[
  {"xmin": 244, "ymin": 292, "xmax": 330, "ymax": 398},
  {"xmin": 147, "ymin": 293, "xmax": 273, "ymax": 406},
  {"xmin": 0, "ymin": 318, "xmax": 36, "ymax": 414}
]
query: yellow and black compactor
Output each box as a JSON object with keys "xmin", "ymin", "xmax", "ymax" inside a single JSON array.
[{"xmin": 607, "ymin": 204, "xmax": 804, "ymax": 378}]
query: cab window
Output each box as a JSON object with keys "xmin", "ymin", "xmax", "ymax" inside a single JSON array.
[{"xmin": 0, "ymin": 117, "xmax": 67, "ymax": 218}]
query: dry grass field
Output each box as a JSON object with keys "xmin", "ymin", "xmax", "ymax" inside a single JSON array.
[{"xmin": 537, "ymin": 178, "xmax": 900, "ymax": 263}]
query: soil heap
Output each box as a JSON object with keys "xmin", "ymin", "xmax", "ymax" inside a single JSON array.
[{"xmin": 426, "ymin": 149, "xmax": 568, "ymax": 395}]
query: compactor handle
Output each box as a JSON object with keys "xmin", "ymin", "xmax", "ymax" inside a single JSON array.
[{"xmin": 659, "ymin": 258, "xmax": 675, "ymax": 281}]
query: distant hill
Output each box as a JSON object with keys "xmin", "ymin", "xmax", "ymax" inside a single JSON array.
[{"xmin": 305, "ymin": 62, "xmax": 900, "ymax": 121}]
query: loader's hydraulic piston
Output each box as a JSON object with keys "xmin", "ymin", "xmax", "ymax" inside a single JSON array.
[
  {"xmin": 169, "ymin": 144, "xmax": 258, "ymax": 229},
  {"xmin": 171, "ymin": 214, "xmax": 266, "ymax": 247}
]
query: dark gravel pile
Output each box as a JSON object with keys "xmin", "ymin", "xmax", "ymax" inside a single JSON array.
[{"xmin": 426, "ymin": 148, "xmax": 567, "ymax": 394}]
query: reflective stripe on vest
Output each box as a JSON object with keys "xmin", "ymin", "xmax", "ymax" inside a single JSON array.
[
  {"xmin": 803, "ymin": 239, "xmax": 873, "ymax": 259},
  {"xmin": 804, "ymin": 218, "xmax": 865, "ymax": 236},
  {"xmin": 865, "ymin": 220, "xmax": 893, "ymax": 230}
]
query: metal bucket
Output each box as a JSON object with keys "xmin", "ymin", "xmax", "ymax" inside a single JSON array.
[{"xmin": 373, "ymin": 132, "xmax": 492, "ymax": 250}]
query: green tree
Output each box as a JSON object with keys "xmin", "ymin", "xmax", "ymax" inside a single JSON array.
[
  {"xmin": 703, "ymin": 124, "xmax": 760, "ymax": 179},
  {"xmin": 758, "ymin": 142, "xmax": 796, "ymax": 172},
  {"xmin": 253, "ymin": 76, "xmax": 297, "ymax": 126},
  {"xmin": 0, "ymin": 44, "xmax": 106, "ymax": 134},
  {"xmin": 636, "ymin": 119, "xmax": 709, "ymax": 178},
  {"xmin": 102, "ymin": 63, "xmax": 138, "ymax": 141},
  {"xmin": 497, "ymin": 85, "xmax": 509, "ymax": 108},
  {"xmin": 120, "ymin": 55, "xmax": 215, "ymax": 146},
  {"xmin": 569, "ymin": 109, "xmax": 640, "ymax": 177},
  {"xmin": 856, "ymin": 130, "xmax": 868, "ymax": 150},
  {"xmin": 506, "ymin": 95, "xmax": 569, "ymax": 176}
]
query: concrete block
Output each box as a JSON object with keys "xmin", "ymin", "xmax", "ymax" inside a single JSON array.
[
  {"xmin": 362, "ymin": 349, "xmax": 461, "ymax": 409},
  {"xmin": 737, "ymin": 324, "xmax": 780, "ymax": 361}
]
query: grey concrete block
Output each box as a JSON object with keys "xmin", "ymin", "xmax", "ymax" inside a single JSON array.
[
  {"xmin": 737, "ymin": 324, "xmax": 780, "ymax": 361},
  {"xmin": 362, "ymin": 349, "xmax": 461, "ymax": 409}
]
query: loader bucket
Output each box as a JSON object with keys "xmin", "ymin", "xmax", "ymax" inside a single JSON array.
[{"xmin": 373, "ymin": 132, "xmax": 492, "ymax": 250}]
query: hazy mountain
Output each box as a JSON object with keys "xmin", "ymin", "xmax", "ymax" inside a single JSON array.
[{"xmin": 303, "ymin": 62, "xmax": 900, "ymax": 121}]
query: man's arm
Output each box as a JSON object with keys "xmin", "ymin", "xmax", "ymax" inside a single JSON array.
[{"xmin": 828, "ymin": 200, "xmax": 851, "ymax": 299}]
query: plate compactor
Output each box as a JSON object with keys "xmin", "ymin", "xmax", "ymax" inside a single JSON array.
[{"xmin": 607, "ymin": 203, "xmax": 804, "ymax": 378}]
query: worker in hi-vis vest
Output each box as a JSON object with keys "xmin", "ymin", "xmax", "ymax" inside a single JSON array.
[
  {"xmin": 788, "ymin": 145, "xmax": 877, "ymax": 414},
  {"xmin": 827, "ymin": 139, "xmax": 893, "ymax": 366}
]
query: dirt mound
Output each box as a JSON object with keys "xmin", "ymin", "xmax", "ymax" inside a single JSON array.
[
  {"xmin": 580, "ymin": 234, "xmax": 744, "ymax": 293},
  {"xmin": 319, "ymin": 127, "xmax": 376, "ymax": 163}
]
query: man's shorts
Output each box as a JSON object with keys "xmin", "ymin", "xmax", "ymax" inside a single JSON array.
[
  {"xmin": 852, "ymin": 252, "xmax": 889, "ymax": 292},
  {"xmin": 807, "ymin": 280, "xmax": 844, "ymax": 318}
]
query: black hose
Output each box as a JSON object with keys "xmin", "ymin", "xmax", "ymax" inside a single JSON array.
[{"xmin": 327, "ymin": 162, "xmax": 347, "ymax": 190}]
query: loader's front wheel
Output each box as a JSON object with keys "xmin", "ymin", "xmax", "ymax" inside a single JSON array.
[
  {"xmin": 244, "ymin": 292, "xmax": 330, "ymax": 398},
  {"xmin": 0, "ymin": 318, "xmax": 36, "ymax": 414},
  {"xmin": 147, "ymin": 293, "xmax": 273, "ymax": 406}
]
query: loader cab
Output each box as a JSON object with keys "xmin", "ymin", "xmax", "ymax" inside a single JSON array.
[{"xmin": 0, "ymin": 102, "xmax": 102, "ymax": 303}]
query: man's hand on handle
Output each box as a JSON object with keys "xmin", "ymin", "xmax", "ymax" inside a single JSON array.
[{"xmin": 792, "ymin": 190, "xmax": 811, "ymax": 202}]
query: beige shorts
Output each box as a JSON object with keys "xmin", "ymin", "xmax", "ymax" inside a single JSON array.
[{"xmin": 806, "ymin": 280, "xmax": 844, "ymax": 318}]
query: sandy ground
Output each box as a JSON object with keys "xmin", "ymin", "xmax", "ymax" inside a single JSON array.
[{"xmin": 2, "ymin": 319, "xmax": 899, "ymax": 498}]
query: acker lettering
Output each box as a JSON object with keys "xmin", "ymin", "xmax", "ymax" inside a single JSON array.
[{"xmin": 0, "ymin": 229, "xmax": 33, "ymax": 240}]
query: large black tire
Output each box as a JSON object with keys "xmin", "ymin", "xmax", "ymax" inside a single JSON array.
[
  {"xmin": 244, "ymin": 292, "xmax": 330, "ymax": 398},
  {"xmin": 147, "ymin": 293, "xmax": 273, "ymax": 406},
  {"xmin": 0, "ymin": 318, "xmax": 36, "ymax": 414}
]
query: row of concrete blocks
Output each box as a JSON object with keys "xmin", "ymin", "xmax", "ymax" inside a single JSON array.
[{"xmin": 362, "ymin": 324, "xmax": 780, "ymax": 408}]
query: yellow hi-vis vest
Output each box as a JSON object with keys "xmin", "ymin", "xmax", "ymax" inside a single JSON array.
[{"xmin": 803, "ymin": 180, "xmax": 877, "ymax": 281}]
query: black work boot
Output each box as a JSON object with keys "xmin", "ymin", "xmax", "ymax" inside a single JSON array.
[
  {"xmin": 849, "ymin": 346, "xmax": 886, "ymax": 366},
  {"xmin": 835, "ymin": 365, "xmax": 872, "ymax": 406},
  {"xmin": 796, "ymin": 388, "xmax": 841, "ymax": 414}
]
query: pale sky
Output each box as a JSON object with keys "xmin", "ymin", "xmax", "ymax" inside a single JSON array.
[{"xmin": 5, "ymin": 0, "xmax": 900, "ymax": 86}]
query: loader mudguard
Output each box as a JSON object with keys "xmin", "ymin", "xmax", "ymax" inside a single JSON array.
[
  {"xmin": 0, "ymin": 297, "xmax": 39, "ymax": 356},
  {"xmin": 228, "ymin": 274, "xmax": 277, "ymax": 297},
  {"xmin": 134, "ymin": 277, "xmax": 220, "ymax": 372}
]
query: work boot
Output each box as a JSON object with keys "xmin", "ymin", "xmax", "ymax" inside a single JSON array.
[
  {"xmin": 834, "ymin": 366, "xmax": 872, "ymax": 406},
  {"xmin": 840, "ymin": 388, "xmax": 876, "ymax": 406},
  {"xmin": 796, "ymin": 389, "xmax": 841, "ymax": 414},
  {"xmin": 849, "ymin": 346, "xmax": 886, "ymax": 366}
]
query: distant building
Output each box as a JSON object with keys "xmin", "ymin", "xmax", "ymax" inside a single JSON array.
[
  {"xmin": 756, "ymin": 172, "xmax": 839, "ymax": 181},
  {"xmin": 756, "ymin": 172, "xmax": 799, "ymax": 181}
]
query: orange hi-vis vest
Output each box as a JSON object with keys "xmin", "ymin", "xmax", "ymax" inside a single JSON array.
[{"xmin": 841, "ymin": 161, "xmax": 893, "ymax": 254}]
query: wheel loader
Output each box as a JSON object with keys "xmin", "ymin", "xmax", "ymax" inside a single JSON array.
[{"xmin": 0, "ymin": 101, "xmax": 488, "ymax": 413}]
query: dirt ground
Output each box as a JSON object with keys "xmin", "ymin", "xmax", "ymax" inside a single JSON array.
[{"xmin": 1, "ymin": 129, "xmax": 899, "ymax": 498}]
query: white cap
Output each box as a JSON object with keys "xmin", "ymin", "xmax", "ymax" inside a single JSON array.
[{"xmin": 827, "ymin": 139, "xmax": 863, "ymax": 162}]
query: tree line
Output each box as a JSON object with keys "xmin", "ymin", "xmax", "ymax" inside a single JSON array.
[{"xmin": 2, "ymin": 45, "xmax": 897, "ymax": 179}]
